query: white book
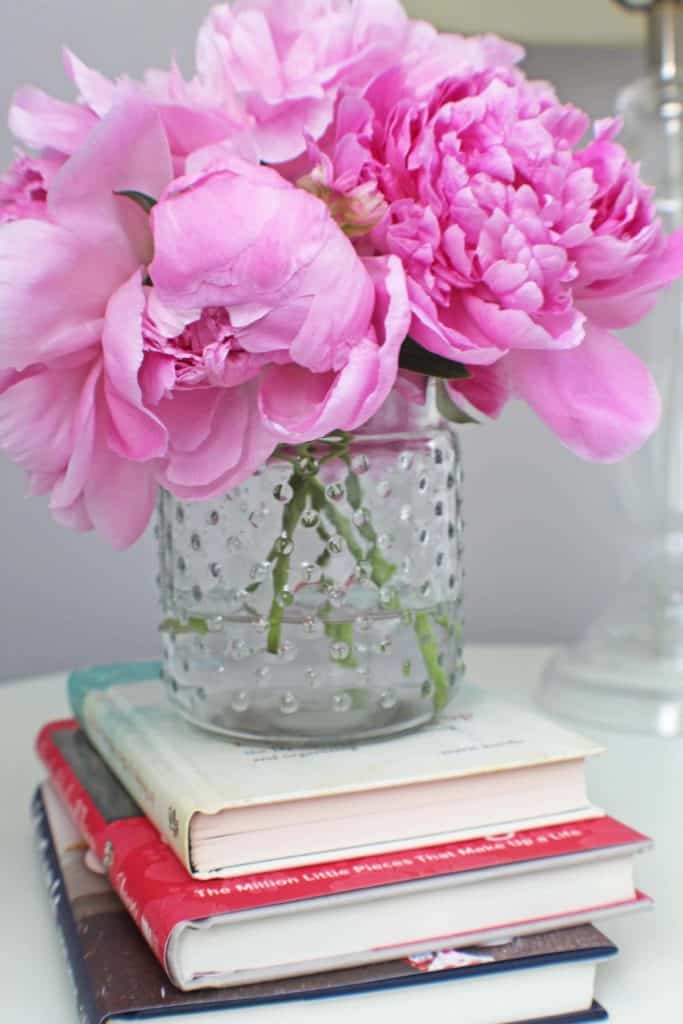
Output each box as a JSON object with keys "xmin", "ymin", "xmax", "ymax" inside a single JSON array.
[{"xmin": 69, "ymin": 665, "xmax": 604, "ymax": 879}]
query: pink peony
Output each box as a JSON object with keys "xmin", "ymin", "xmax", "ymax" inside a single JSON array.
[
  {"xmin": 148, "ymin": 156, "xmax": 410, "ymax": 454},
  {"xmin": 62, "ymin": 49, "xmax": 249, "ymax": 170},
  {"xmin": 571, "ymin": 119, "xmax": 683, "ymax": 327},
  {"xmin": 8, "ymin": 49, "xmax": 248, "ymax": 179},
  {"xmin": 1, "ymin": 2, "xmax": 680, "ymax": 558},
  {"xmin": 193, "ymin": 0, "xmax": 411, "ymax": 163},
  {"xmin": 194, "ymin": 0, "xmax": 521, "ymax": 164},
  {"xmin": 0, "ymin": 96, "xmax": 172, "ymax": 547},
  {"xmin": 304, "ymin": 68, "xmax": 683, "ymax": 459},
  {"xmin": 6, "ymin": 4, "xmax": 521, "ymax": 174}
]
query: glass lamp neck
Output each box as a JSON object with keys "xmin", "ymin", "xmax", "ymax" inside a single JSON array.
[{"xmin": 648, "ymin": 1, "xmax": 683, "ymax": 83}]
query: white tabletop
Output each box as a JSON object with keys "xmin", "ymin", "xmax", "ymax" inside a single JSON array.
[{"xmin": 1, "ymin": 645, "xmax": 681, "ymax": 1020}]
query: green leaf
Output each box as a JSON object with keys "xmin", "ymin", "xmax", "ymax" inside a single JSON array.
[
  {"xmin": 436, "ymin": 380, "xmax": 479, "ymax": 425},
  {"xmin": 399, "ymin": 337, "xmax": 471, "ymax": 380},
  {"xmin": 114, "ymin": 190, "xmax": 158, "ymax": 214}
]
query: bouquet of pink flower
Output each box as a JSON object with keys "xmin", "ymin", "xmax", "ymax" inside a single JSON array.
[{"xmin": 1, "ymin": 0, "xmax": 681, "ymax": 548}]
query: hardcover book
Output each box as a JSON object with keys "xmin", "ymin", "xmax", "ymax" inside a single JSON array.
[
  {"xmin": 68, "ymin": 662, "xmax": 605, "ymax": 878},
  {"xmin": 34, "ymin": 782, "xmax": 614, "ymax": 1024},
  {"xmin": 37, "ymin": 719, "xmax": 651, "ymax": 991}
]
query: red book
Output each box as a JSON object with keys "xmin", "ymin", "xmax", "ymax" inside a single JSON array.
[{"xmin": 37, "ymin": 719, "xmax": 652, "ymax": 993}]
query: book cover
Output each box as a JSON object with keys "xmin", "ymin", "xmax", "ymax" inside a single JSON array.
[
  {"xmin": 33, "ymin": 782, "xmax": 613, "ymax": 1024},
  {"xmin": 37, "ymin": 719, "xmax": 649, "ymax": 990},
  {"xmin": 67, "ymin": 662, "xmax": 604, "ymax": 876}
]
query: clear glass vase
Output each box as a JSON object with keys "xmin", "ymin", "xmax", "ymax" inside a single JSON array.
[{"xmin": 157, "ymin": 387, "xmax": 465, "ymax": 745}]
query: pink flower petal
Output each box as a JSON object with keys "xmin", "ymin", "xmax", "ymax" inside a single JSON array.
[
  {"xmin": 0, "ymin": 364, "xmax": 90, "ymax": 476},
  {"xmin": 150, "ymin": 161, "xmax": 310, "ymax": 315},
  {"xmin": 576, "ymin": 228, "xmax": 683, "ymax": 329},
  {"xmin": 51, "ymin": 496, "xmax": 94, "ymax": 534},
  {"xmin": 259, "ymin": 360, "xmax": 368, "ymax": 442},
  {"xmin": 163, "ymin": 387, "xmax": 248, "ymax": 489},
  {"xmin": 139, "ymin": 352, "xmax": 176, "ymax": 407},
  {"xmin": 9, "ymin": 86, "xmax": 97, "ymax": 153},
  {"xmin": 259, "ymin": 255, "xmax": 408, "ymax": 442},
  {"xmin": 0, "ymin": 220, "xmax": 106, "ymax": 370},
  {"xmin": 482, "ymin": 260, "xmax": 529, "ymax": 295},
  {"xmin": 49, "ymin": 360, "xmax": 101, "ymax": 510},
  {"xmin": 84, "ymin": 444, "xmax": 159, "ymax": 549},
  {"xmin": 156, "ymin": 388, "xmax": 222, "ymax": 456},
  {"xmin": 229, "ymin": 9, "xmax": 283, "ymax": 102},
  {"xmin": 62, "ymin": 49, "xmax": 116, "ymax": 117},
  {"xmin": 102, "ymin": 272, "xmax": 168, "ymax": 462},
  {"xmin": 464, "ymin": 294, "xmax": 585, "ymax": 351},
  {"xmin": 349, "ymin": 254, "xmax": 410, "ymax": 426},
  {"xmin": 447, "ymin": 362, "xmax": 511, "ymax": 419},
  {"xmin": 49, "ymin": 94, "xmax": 173, "ymax": 271},
  {"xmin": 508, "ymin": 323, "xmax": 661, "ymax": 461},
  {"xmin": 159, "ymin": 385, "xmax": 276, "ymax": 500},
  {"xmin": 158, "ymin": 104, "xmax": 243, "ymax": 158},
  {"xmin": 408, "ymin": 283, "xmax": 506, "ymax": 365}
]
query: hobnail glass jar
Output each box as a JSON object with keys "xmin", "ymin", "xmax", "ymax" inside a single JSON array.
[{"xmin": 158, "ymin": 386, "xmax": 465, "ymax": 745}]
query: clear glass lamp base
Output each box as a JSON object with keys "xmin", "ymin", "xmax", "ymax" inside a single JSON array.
[{"xmin": 539, "ymin": 575, "xmax": 683, "ymax": 738}]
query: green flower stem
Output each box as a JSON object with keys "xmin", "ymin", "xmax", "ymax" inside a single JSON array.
[
  {"xmin": 315, "ymin": 521, "xmax": 333, "ymax": 570},
  {"xmin": 342, "ymin": 460, "xmax": 395, "ymax": 587},
  {"xmin": 325, "ymin": 621, "xmax": 359, "ymax": 669},
  {"xmin": 414, "ymin": 611, "xmax": 450, "ymax": 710},
  {"xmin": 161, "ymin": 616, "xmax": 209, "ymax": 636},
  {"xmin": 343, "ymin": 456, "xmax": 448, "ymax": 708},
  {"xmin": 246, "ymin": 536, "xmax": 282, "ymax": 595},
  {"xmin": 304, "ymin": 451, "xmax": 447, "ymax": 708},
  {"xmin": 308, "ymin": 477, "xmax": 366, "ymax": 564},
  {"xmin": 315, "ymin": 527, "xmax": 359, "ymax": 669},
  {"xmin": 266, "ymin": 473, "xmax": 309, "ymax": 655}
]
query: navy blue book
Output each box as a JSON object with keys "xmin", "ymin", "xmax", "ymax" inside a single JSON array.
[{"xmin": 33, "ymin": 782, "xmax": 613, "ymax": 1024}]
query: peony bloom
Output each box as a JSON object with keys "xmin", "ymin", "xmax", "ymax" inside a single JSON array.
[
  {"xmin": 0, "ymin": 101, "xmax": 288, "ymax": 537},
  {"xmin": 193, "ymin": 0, "xmax": 521, "ymax": 164},
  {"xmin": 62, "ymin": 49, "xmax": 250, "ymax": 171},
  {"xmin": 0, "ymin": 96, "xmax": 172, "ymax": 547},
  {"xmin": 571, "ymin": 119, "xmax": 683, "ymax": 327},
  {"xmin": 193, "ymin": 0, "xmax": 411, "ymax": 164},
  {"xmin": 6, "ymin": 4, "xmax": 521, "ymax": 175},
  {"xmin": 1, "ymin": 1, "xmax": 679, "ymax": 559},
  {"xmin": 305, "ymin": 68, "xmax": 683, "ymax": 459},
  {"xmin": 147, "ymin": 156, "xmax": 410, "ymax": 458},
  {"xmin": 7, "ymin": 48, "xmax": 248, "ymax": 178}
]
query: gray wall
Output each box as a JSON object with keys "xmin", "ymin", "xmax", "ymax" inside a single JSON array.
[{"xmin": 0, "ymin": 3, "xmax": 646, "ymax": 680}]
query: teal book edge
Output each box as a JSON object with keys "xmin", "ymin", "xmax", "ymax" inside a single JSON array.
[{"xmin": 68, "ymin": 662, "xmax": 161, "ymax": 725}]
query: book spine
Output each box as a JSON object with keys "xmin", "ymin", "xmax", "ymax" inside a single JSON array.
[
  {"xmin": 36, "ymin": 723, "xmax": 108, "ymax": 858},
  {"xmin": 31, "ymin": 789, "xmax": 102, "ymax": 1024},
  {"xmin": 70, "ymin": 686, "xmax": 195, "ymax": 875},
  {"xmin": 68, "ymin": 661, "xmax": 161, "ymax": 722},
  {"xmin": 36, "ymin": 725, "xmax": 176, "ymax": 971},
  {"xmin": 106, "ymin": 834, "xmax": 171, "ymax": 967}
]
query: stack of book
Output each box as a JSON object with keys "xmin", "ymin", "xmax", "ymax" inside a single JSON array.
[{"xmin": 33, "ymin": 663, "xmax": 651, "ymax": 1024}]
